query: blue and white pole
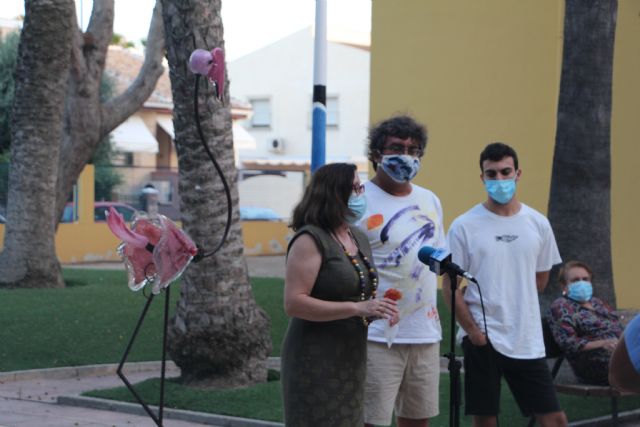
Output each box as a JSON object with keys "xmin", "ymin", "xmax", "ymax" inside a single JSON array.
[{"xmin": 311, "ymin": 0, "xmax": 327, "ymax": 173}]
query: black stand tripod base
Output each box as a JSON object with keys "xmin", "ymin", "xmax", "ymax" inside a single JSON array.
[{"xmin": 117, "ymin": 287, "xmax": 171, "ymax": 427}]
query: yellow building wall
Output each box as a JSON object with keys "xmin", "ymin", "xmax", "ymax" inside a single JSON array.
[
  {"xmin": 371, "ymin": 1, "xmax": 640, "ymax": 308},
  {"xmin": 0, "ymin": 166, "xmax": 293, "ymax": 263}
]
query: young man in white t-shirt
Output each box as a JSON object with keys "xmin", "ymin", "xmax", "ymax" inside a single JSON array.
[
  {"xmin": 444, "ymin": 143, "xmax": 567, "ymax": 427},
  {"xmin": 357, "ymin": 115, "xmax": 444, "ymax": 427}
]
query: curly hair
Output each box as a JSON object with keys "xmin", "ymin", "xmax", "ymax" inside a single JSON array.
[
  {"xmin": 367, "ymin": 115, "xmax": 428, "ymax": 170},
  {"xmin": 290, "ymin": 163, "xmax": 357, "ymax": 231}
]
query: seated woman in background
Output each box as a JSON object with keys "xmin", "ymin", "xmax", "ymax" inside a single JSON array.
[{"xmin": 549, "ymin": 260, "xmax": 623, "ymax": 385}]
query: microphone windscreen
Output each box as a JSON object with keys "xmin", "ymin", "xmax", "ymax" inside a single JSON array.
[{"xmin": 418, "ymin": 245, "xmax": 436, "ymax": 264}]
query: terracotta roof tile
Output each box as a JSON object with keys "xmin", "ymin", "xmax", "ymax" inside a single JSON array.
[{"xmin": 105, "ymin": 46, "xmax": 172, "ymax": 106}]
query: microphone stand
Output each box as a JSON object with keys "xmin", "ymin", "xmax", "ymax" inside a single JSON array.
[{"xmin": 445, "ymin": 270, "xmax": 462, "ymax": 427}]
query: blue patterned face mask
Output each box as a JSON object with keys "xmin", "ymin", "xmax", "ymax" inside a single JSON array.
[
  {"xmin": 484, "ymin": 178, "xmax": 516, "ymax": 204},
  {"xmin": 380, "ymin": 155, "xmax": 421, "ymax": 183},
  {"xmin": 347, "ymin": 193, "xmax": 367, "ymax": 224},
  {"xmin": 567, "ymin": 280, "xmax": 593, "ymax": 302}
]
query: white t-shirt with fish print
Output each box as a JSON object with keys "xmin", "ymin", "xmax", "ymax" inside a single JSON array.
[{"xmin": 356, "ymin": 180, "xmax": 445, "ymax": 344}]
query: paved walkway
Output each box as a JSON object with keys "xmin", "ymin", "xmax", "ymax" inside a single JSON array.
[
  {"xmin": 67, "ymin": 255, "xmax": 287, "ymax": 279},
  {"xmin": 0, "ymin": 361, "xmax": 283, "ymax": 427}
]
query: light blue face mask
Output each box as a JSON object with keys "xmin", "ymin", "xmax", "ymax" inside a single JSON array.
[
  {"xmin": 381, "ymin": 154, "xmax": 421, "ymax": 183},
  {"xmin": 567, "ymin": 280, "xmax": 593, "ymax": 302},
  {"xmin": 484, "ymin": 178, "xmax": 517, "ymax": 204},
  {"xmin": 347, "ymin": 193, "xmax": 367, "ymax": 224}
]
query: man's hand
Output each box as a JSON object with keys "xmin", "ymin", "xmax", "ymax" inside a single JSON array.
[{"xmin": 468, "ymin": 329, "xmax": 488, "ymax": 346}]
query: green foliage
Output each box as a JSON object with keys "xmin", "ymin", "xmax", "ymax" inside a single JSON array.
[
  {"xmin": 92, "ymin": 73, "xmax": 122, "ymax": 201},
  {"xmin": 0, "ymin": 31, "xmax": 19, "ymax": 155},
  {"xmin": 94, "ymin": 163, "xmax": 123, "ymax": 201},
  {"xmin": 99, "ymin": 71, "xmax": 116, "ymax": 103},
  {"xmin": 110, "ymin": 33, "xmax": 135, "ymax": 49},
  {"xmin": 0, "ymin": 161, "xmax": 8, "ymax": 208}
]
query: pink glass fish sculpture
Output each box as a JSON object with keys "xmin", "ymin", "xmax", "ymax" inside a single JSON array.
[{"xmin": 106, "ymin": 207, "xmax": 198, "ymax": 294}]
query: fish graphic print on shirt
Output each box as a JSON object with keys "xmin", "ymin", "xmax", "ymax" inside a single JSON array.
[{"xmin": 357, "ymin": 181, "xmax": 445, "ymax": 345}]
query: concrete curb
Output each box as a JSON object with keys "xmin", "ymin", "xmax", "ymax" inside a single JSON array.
[
  {"xmin": 0, "ymin": 358, "xmax": 282, "ymax": 383},
  {"xmin": 0, "ymin": 360, "xmax": 179, "ymax": 383},
  {"xmin": 57, "ymin": 395, "xmax": 284, "ymax": 427},
  {"xmin": 567, "ymin": 409, "xmax": 640, "ymax": 427},
  {"xmin": 520, "ymin": 404, "xmax": 640, "ymax": 426}
]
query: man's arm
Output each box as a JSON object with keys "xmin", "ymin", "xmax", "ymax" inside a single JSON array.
[
  {"xmin": 536, "ymin": 270, "xmax": 550, "ymax": 293},
  {"xmin": 609, "ymin": 335, "xmax": 640, "ymax": 392},
  {"xmin": 610, "ymin": 314, "xmax": 640, "ymax": 392},
  {"xmin": 442, "ymin": 274, "xmax": 486, "ymax": 346}
]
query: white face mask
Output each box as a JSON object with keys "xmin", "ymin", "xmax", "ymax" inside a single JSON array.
[{"xmin": 380, "ymin": 154, "xmax": 421, "ymax": 183}]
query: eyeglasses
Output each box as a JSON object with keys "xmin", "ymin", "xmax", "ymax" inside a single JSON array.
[
  {"xmin": 352, "ymin": 184, "xmax": 365, "ymax": 195},
  {"xmin": 381, "ymin": 144, "xmax": 423, "ymax": 157}
]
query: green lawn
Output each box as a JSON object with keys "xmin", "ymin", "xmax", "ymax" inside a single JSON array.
[
  {"xmin": 0, "ymin": 269, "xmax": 290, "ymax": 371},
  {"xmin": 0, "ymin": 268, "xmax": 453, "ymax": 370},
  {"xmin": 3, "ymin": 268, "xmax": 639, "ymax": 425}
]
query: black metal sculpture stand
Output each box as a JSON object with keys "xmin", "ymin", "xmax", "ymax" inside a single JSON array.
[
  {"xmin": 445, "ymin": 270, "xmax": 462, "ymax": 427},
  {"xmin": 117, "ymin": 286, "xmax": 171, "ymax": 427}
]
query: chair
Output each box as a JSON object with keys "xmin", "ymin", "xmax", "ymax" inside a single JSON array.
[{"xmin": 527, "ymin": 318, "xmax": 635, "ymax": 427}]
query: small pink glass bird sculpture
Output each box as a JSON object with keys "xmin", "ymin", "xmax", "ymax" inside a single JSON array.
[
  {"xmin": 106, "ymin": 207, "xmax": 198, "ymax": 294},
  {"xmin": 188, "ymin": 47, "xmax": 225, "ymax": 100}
]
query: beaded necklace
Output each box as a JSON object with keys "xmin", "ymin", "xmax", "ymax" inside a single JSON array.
[{"xmin": 333, "ymin": 230, "xmax": 378, "ymax": 326}]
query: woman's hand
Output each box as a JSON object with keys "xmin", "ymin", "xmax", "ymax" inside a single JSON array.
[
  {"xmin": 357, "ymin": 297, "xmax": 398, "ymax": 320},
  {"xmin": 583, "ymin": 338, "xmax": 619, "ymax": 352},
  {"xmin": 602, "ymin": 338, "xmax": 619, "ymax": 351},
  {"xmin": 388, "ymin": 313, "xmax": 400, "ymax": 327}
]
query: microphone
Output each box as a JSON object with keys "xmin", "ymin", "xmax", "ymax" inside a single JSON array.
[{"xmin": 418, "ymin": 246, "xmax": 477, "ymax": 283}]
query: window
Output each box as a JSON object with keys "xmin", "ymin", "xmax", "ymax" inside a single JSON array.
[
  {"xmin": 112, "ymin": 152, "xmax": 134, "ymax": 166},
  {"xmin": 250, "ymin": 98, "xmax": 271, "ymax": 128},
  {"xmin": 326, "ymin": 96, "xmax": 339, "ymax": 127}
]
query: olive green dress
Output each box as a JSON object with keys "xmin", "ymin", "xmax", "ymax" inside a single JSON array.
[{"xmin": 281, "ymin": 225, "xmax": 376, "ymax": 427}]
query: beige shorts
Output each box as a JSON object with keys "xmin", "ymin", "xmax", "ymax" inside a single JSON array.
[{"xmin": 364, "ymin": 341, "xmax": 440, "ymax": 425}]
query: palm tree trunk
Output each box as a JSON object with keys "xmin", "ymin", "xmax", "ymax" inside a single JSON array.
[
  {"xmin": 0, "ymin": 0, "xmax": 75, "ymax": 288},
  {"xmin": 161, "ymin": 0, "xmax": 271, "ymax": 387},
  {"xmin": 546, "ymin": 0, "xmax": 618, "ymax": 308}
]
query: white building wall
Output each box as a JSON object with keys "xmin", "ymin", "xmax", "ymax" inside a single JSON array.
[{"xmin": 228, "ymin": 27, "xmax": 370, "ymax": 161}]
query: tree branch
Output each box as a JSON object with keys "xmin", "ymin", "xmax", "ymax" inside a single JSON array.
[
  {"xmin": 86, "ymin": 0, "xmax": 114, "ymax": 49},
  {"xmin": 69, "ymin": 5, "xmax": 86, "ymax": 79},
  {"xmin": 100, "ymin": 0, "xmax": 166, "ymax": 135}
]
